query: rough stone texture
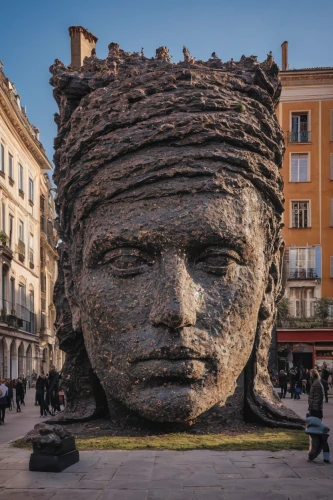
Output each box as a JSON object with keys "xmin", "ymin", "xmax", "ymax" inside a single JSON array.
[
  {"xmin": 24, "ymin": 423, "xmax": 73, "ymax": 454},
  {"xmin": 50, "ymin": 43, "xmax": 304, "ymax": 430}
]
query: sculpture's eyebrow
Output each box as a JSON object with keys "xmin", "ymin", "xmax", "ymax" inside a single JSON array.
[{"xmin": 84, "ymin": 230, "xmax": 255, "ymax": 264}]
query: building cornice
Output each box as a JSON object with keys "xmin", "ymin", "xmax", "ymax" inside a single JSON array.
[
  {"xmin": 0, "ymin": 328, "xmax": 39, "ymax": 344},
  {"xmin": 280, "ymin": 69, "xmax": 333, "ymax": 89},
  {"xmin": 0, "ymin": 70, "xmax": 52, "ymax": 171}
]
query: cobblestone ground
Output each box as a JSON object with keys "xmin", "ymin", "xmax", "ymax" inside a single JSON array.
[{"xmin": 0, "ymin": 390, "xmax": 332, "ymax": 499}]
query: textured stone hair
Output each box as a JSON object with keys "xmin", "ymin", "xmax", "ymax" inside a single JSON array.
[
  {"xmin": 50, "ymin": 45, "xmax": 303, "ymax": 429},
  {"xmin": 50, "ymin": 47, "xmax": 285, "ymax": 242}
]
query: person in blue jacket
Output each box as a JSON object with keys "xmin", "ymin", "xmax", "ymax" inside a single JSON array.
[{"xmin": 306, "ymin": 416, "xmax": 330, "ymax": 463}]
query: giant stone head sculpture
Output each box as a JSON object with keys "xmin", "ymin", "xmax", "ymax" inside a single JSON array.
[{"xmin": 50, "ymin": 42, "xmax": 303, "ymax": 429}]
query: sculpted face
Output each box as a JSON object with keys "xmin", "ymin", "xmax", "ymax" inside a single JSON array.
[{"xmin": 74, "ymin": 187, "xmax": 270, "ymax": 422}]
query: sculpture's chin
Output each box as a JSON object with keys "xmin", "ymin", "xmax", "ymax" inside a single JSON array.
[{"xmin": 117, "ymin": 385, "xmax": 218, "ymax": 423}]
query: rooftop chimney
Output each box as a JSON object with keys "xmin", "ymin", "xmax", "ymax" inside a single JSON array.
[
  {"xmin": 281, "ymin": 41, "xmax": 288, "ymax": 71},
  {"xmin": 68, "ymin": 26, "xmax": 98, "ymax": 69}
]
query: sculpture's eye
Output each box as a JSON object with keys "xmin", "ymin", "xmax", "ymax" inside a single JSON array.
[
  {"xmin": 101, "ymin": 248, "xmax": 154, "ymax": 276},
  {"xmin": 195, "ymin": 247, "xmax": 241, "ymax": 275}
]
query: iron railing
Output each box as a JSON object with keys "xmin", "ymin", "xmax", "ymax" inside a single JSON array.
[
  {"xmin": 288, "ymin": 267, "xmax": 319, "ymax": 279},
  {"xmin": 0, "ymin": 298, "xmax": 36, "ymax": 333},
  {"xmin": 288, "ymin": 131, "xmax": 311, "ymax": 143}
]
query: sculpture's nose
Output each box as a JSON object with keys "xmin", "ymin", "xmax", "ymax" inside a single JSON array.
[{"xmin": 149, "ymin": 250, "xmax": 197, "ymax": 329}]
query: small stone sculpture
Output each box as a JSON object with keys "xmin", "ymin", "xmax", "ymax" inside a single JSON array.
[
  {"xmin": 49, "ymin": 41, "xmax": 304, "ymax": 430},
  {"xmin": 28, "ymin": 423, "xmax": 79, "ymax": 472}
]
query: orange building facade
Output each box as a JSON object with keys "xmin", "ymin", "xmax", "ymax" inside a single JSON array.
[{"xmin": 276, "ymin": 42, "xmax": 333, "ymax": 370}]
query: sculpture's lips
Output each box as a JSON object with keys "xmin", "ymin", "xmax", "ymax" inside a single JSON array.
[
  {"xmin": 129, "ymin": 345, "xmax": 213, "ymax": 365},
  {"xmin": 129, "ymin": 359, "xmax": 208, "ymax": 384}
]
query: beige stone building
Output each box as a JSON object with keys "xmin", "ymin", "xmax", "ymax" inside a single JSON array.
[{"xmin": 0, "ymin": 62, "xmax": 60, "ymax": 382}]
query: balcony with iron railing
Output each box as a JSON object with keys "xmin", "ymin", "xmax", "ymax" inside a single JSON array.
[
  {"xmin": 288, "ymin": 131, "xmax": 311, "ymax": 143},
  {"xmin": 0, "ymin": 298, "xmax": 36, "ymax": 333},
  {"xmin": 288, "ymin": 267, "xmax": 319, "ymax": 280}
]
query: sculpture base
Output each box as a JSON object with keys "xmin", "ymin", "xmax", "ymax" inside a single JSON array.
[{"xmin": 29, "ymin": 449, "xmax": 79, "ymax": 472}]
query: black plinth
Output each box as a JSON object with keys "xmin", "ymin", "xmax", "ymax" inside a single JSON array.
[{"xmin": 29, "ymin": 449, "xmax": 79, "ymax": 472}]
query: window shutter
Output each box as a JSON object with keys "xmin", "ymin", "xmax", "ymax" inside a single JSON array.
[
  {"xmin": 331, "ymin": 110, "xmax": 333, "ymax": 141},
  {"xmin": 330, "ymin": 153, "xmax": 333, "ymax": 181},
  {"xmin": 331, "ymin": 256, "xmax": 333, "ymax": 278},
  {"xmin": 315, "ymin": 246, "xmax": 321, "ymax": 278},
  {"xmin": 331, "ymin": 199, "xmax": 333, "ymax": 227}
]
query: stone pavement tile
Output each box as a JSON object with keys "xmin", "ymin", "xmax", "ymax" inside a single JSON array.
[
  {"xmin": 149, "ymin": 479, "xmax": 184, "ymax": 490},
  {"xmin": 0, "ymin": 489, "xmax": 57, "ymax": 499},
  {"xmin": 0, "ymin": 461, "xmax": 29, "ymax": 470},
  {"xmin": 213, "ymin": 465, "xmax": 242, "ymax": 474},
  {"xmin": 148, "ymin": 490, "xmax": 195, "ymax": 500},
  {"xmin": 75, "ymin": 479, "xmax": 109, "ymax": 489},
  {"xmin": 245, "ymin": 455, "xmax": 288, "ymax": 464},
  {"xmin": 283, "ymin": 457, "xmax": 326, "ymax": 468},
  {"xmin": 256, "ymin": 463, "xmax": 299, "ymax": 478},
  {"xmin": 51, "ymin": 490, "xmax": 102, "ymax": 500},
  {"xmin": 244, "ymin": 450, "xmax": 282, "ymax": 456},
  {"xmin": 114, "ymin": 470, "xmax": 153, "ymax": 480},
  {"xmin": 231, "ymin": 461, "xmax": 256, "ymax": 468},
  {"xmin": 281, "ymin": 480, "xmax": 333, "ymax": 500},
  {"xmin": 2, "ymin": 471, "xmax": 83, "ymax": 489},
  {"xmin": 121, "ymin": 461, "xmax": 155, "ymax": 470},
  {"xmin": 182, "ymin": 471, "xmax": 223, "ymax": 487},
  {"xmin": 217, "ymin": 473, "xmax": 242, "ymax": 479},
  {"xmin": 238, "ymin": 467, "xmax": 266, "ymax": 479},
  {"xmin": 192, "ymin": 488, "xmax": 225, "ymax": 500},
  {"xmin": 292, "ymin": 466, "xmax": 328, "ymax": 479},
  {"xmin": 65, "ymin": 455, "xmax": 102, "ymax": 472},
  {"xmin": 94, "ymin": 461, "xmax": 124, "ymax": 469},
  {"xmin": 320, "ymin": 464, "xmax": 333, "ymax": 478},
  {"xmin": 224, "ymin": 491, "xmax": 287, "ymax": 500},
  {"xmin": 99, "ymin": 490, "xmax": 148, "ymax": 500},
  {"xmin": 225, "ymin": 453, "xmax": 253, "ymax": 461},
  {"xmin": 108, "ymin": 478, "xmax": 151, "ymax": 490},
  {"xmin": 222, "ymin": 478, "xmax": 283, "ymax": 491},
  {"xmin": 82, "ymin": 469, "xmax": 118, "ymax": 481},
  {"xmin": 0, "ymin": 469, "xmax": 20, "ymax": 484},
  {"xmin": 129, "ymin": 450, "xmax": 157, "ymax": 458},
  {"xmin": 152, "ymin": 465, "xmax": 192, "ymax": 481}
]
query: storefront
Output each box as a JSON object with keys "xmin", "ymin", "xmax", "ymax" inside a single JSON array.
[{"xmin": 277, "ymin": 329, "xmax": 333, "ymax": 369}]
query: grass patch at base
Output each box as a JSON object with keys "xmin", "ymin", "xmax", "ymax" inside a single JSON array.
[
  {"xmin": 76, "ymin": 430, "xmax": 307, "ymax": 451},
  {"xmin": 13, "ymin": 430, "xmax": 308, "ymax": 452}
]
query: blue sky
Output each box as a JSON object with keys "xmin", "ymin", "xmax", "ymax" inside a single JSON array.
[{"xmin": 0, "ymin": 0, "xmax": 332, "ymax": 170}]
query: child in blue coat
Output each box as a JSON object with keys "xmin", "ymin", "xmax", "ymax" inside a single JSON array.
[{"xmin": 306, "ymin": 416, "xmax": 330, "ymax": 463}]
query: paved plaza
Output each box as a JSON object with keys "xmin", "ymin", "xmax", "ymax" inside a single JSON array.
[{"xmin": 0, "ymin": 389, "xmax": 332, "ymax": 499}]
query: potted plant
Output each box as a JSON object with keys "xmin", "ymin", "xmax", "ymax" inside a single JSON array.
[{"xmin": 0, "ymin": 230, "xmax": 8, "ymax": 246}]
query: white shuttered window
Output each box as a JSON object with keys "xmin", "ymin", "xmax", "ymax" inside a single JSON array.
[{"xmin": 291, "ymin": 153, "xmax": 309, "ymax": 182}]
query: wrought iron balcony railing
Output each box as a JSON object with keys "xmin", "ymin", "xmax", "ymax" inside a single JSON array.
[
  {"xmin": 288, "ymin": 131, "xmax": 311, "ymax": 143},
  {"xmin": 288, "ymin": 267, "xmax": 319, "ymax": 280}
]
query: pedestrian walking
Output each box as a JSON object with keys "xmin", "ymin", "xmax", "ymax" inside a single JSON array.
[
  {"xmin": 278, "ymin": 369, "xmax": 288, "ymax": 399},
  {"xmin": 302, "ymin": 368, "xmax": 310, "ymax": 395},
  {"xmin": 36, "ymin": 372, "xmax": 53, "ymax": 417},
  {"xmin": 306, "ymin": 416, "xmax": 330, "ymax": 463},
  {"xmin": 0, "ymin": 378, "xmax": 9, "ymax": 424},
  {"xmin": 308, "ymin": 369, "xmax": 324, "ymax": 420},
  {"xmin": 321, "ymin": 363, "xmax": 330, "ymax": 382},
  {"xmin": 6, "ymin": 380, "xmax": 14, "ymax": 410},
  {"xmin": 48, "ymin": 365, "xmax": 60, "ymax": 413},
  {"xmin": 321, "ymin": 377, "xmax": 329, "ymax": 404},
  {"xmin": 15, "ymin": 378, "xmax": 24, "ymax": 413}
]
